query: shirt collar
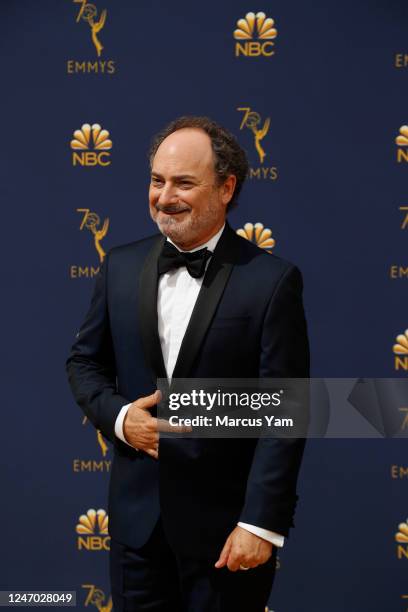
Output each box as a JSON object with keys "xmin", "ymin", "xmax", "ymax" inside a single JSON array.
[{"xmin": 166, "ymin": 222, "xmax": 226, "ymax": 253}]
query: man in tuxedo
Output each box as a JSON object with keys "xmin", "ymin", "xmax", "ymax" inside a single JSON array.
[{"xmin": 66, "ymin": 116, "xmax": 309, "ymax": 611}]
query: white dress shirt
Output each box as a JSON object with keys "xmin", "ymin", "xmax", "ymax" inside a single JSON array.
[{"xmin": 114, "ymin": 224, "xmax": 284, "ymax": 548}]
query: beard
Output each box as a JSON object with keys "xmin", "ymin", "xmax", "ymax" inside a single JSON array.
[{"xmin": 151, "ymin": 198, "xmax": 221, "ymax": 248}]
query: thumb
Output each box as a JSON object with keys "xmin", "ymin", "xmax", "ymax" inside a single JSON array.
[
  {"xmin": 214, "ymin": 536, "xmax": 232, "ymax": 569},
  {"xmin": 137, "ymin": 390, "xmax": 162, "ymax": 411}
]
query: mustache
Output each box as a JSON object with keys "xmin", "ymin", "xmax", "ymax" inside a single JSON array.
[{"xmin": 155, "ymin": 203, "xmax": 191, "ymax": 214}]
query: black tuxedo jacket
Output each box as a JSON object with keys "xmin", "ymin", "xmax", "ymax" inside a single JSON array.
[{"xmin": 66, "ymin": 223, "xmax": 310, "ymax": 558}]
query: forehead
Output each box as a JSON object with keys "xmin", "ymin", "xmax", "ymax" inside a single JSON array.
[{"xmin": 152, "ymin": 128, "xmax": 214, "ymax": 175}]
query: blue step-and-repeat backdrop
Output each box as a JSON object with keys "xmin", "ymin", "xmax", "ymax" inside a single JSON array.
[{"xmin": 1, "ymin": 1, "xmax": 408, "ymax": 610}]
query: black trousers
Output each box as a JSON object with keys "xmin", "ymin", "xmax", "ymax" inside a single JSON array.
[{"xmin": 110, "ymin": 518, "xmax": 277, "ymax": 612}]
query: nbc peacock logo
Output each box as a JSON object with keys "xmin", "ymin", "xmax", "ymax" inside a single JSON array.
[
  {"xmin": 395, "ymin": 518, "xmax": 408, "ymax": 559},
  {"xmin": 76, "ymin": 508, "xmax": 110, "ymax": 551},
  {"xmin": 393, "ymin": 329, "xmax": 408, "ymax": 371},
  {"xmin": 236, "ymin": 223, "xmax": 275, "ymax": 251},
  {"xmin": 234, "ymin": 12, "xmax": 277, "ymax": 57},
  {"xmin": 395, "ymin": 126, "xmax": 408, "ymax": 163},
  {"xmin": 71, "ymin": 123, "xmax": 112, "ymax": 166}
]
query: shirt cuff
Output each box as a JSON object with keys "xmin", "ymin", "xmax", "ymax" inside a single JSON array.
[
  {"xmin": 114, "ymin": 403, "xmax": 138, "ymax": 449},
  {"xmin": 238, "ymin": 522, "xmax": 285, "ymax": 547}
]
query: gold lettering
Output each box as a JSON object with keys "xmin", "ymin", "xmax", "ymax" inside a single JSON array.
[
  {"xmin": 397, "ymin": 149, "xmax": 408, "ymax": 163},
  {"xmin": 70, "ymin": 266, "xmax": 100, "ymax": 279},
  {"xmin": 393, "ymin": 466, "xmax": 408, "ymax": 478},
  {"xmin": 249, "ymin": 167, "xmax": 278, "ymax": 181},
  {"xmin": 395, "ymin": 356, "xmax": 408, "ymax": 370},
  {"xmin": 261, "ymin": 42, "xmax": 275, "ymax": 56},
  {"xmin": 249, "ymin": 168, "xmax": 261, "ymax": 179},
  {"xmin": 102, "ymin": 536, "xmax": 111, "ymax": 551},
  {"xmin": 85, "ymin": 152, "xmax": 98, "ymax": 166},
  {"xmin": 395, "ymin": 54, "xmax": 408, "ymax": 68},
  {"xmin": 78, "ymin": 536, "xmax": 110, "ymax": 551},
  {"xmin": 71, "ymin": 151, "xmax": 112, "ymax": 167},
  {"xmin": 72, "ymin": 459, "xmax": 111, "ymax": 471},
  {"xmin": 72, "ymin": 152, "xmax": 86, "ymax": 166},
  {"xmin": 77, "ymin": 536, "xmax": 90, "ymax": 550},
  {"xmin": 248, "ymin": 42, "xmax": 262, "ymax": 56},
  {"xmin": 98, "ymin": 152, "xmax": 111, "ymax": 166},
  {"xmin": 78, "ymin": 266, "xmax": 90, "ymax": 278},
  {"xmin": 400, "ymin": 408, "xmax": 408, "ymax": 430},
  {"xmin": 398, "ymin": 545, "xmax": 408, "ymax": 559},
  {"xmin": 400, "ymin": 207, "xmax": 408, "ymax": 229},
  {"xmin": 235, "ymin": 42, "xmax": 274, "ymax": 58},
  {"xmin": 90, "ymin": 537, "xmax": 103, "ymax": 550},
  {"xmin": 66, "ymin": 60, "xmax": 116, "ymax": 74},
  {"xmin": 235, "ymin": 42, "xmax": 248, "ymax": 57}
]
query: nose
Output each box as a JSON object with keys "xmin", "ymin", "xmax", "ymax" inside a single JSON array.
[{"xmin": 157, "ymin": 182, "xmax": 178, "ymax": 205}]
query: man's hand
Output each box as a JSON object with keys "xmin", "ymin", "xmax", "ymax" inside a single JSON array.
[
  {"xmin": 123, "ymin": 390, "xmax": 191, "ymax": 459},
  {"xmin": 214, "ymin": 526, "xmax": 273, "ymax": 572}
]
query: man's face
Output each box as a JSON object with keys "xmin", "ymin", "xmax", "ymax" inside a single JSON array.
[{"xmin": 149, "ymin": 128, "xmax": 234, "ymax": 249}]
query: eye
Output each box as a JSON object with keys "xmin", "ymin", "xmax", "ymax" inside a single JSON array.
[
  {"xmin": 179, "ymin": 181, "xmax": 193, "ymax": 189},
  {"xmin": 151, "ymin": 177, "xmax": 163, "ymax": 187}
]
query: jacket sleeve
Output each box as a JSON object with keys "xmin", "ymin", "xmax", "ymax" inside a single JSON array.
[
  {"xmin": 239, "ymin": 265, "xmax": 310, "ymax": 537},
  {"xmin": 66, "ymin": 251, "xmax": 129, "ymax": 442}
]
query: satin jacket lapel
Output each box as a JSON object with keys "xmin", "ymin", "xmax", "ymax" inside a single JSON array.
[
  {"xmin": 172, "ymin": 224, "xmax": 239, "ymax": 379},
  {"xmin": 138, "ymin": 234, "xmax": 167, "ymax": 382}
]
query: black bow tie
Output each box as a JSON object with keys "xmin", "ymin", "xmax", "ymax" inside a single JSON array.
[{"xmin": 158, "ymin": 241, "xmax": 213, "ymax": 279}]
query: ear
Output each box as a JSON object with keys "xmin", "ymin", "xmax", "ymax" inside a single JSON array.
[{"xmin": 220, "ymin": 175, "xmax": 237, "ymax": 207}]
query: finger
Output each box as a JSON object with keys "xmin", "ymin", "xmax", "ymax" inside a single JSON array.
[
  {"xmin": 214, "ymin": 537, "xmax": 232, "ymax": 568},
  {"xmin": 137, "ymin": 390, "xmax": 162, "ymax": 411},
  {"xmin": 144, "ymin": 447, "xmax": 158, "ymax": 460},
  {"xmin": 156, "ymin": 418, "xmax": 192, "ymax": 434},
  {"xmin": 226, "ymin": 553, "xmax": 241, "ymax": 572}
]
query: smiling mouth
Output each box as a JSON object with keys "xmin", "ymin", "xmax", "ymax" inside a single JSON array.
[{"xmin": 158, "ymin": 207, "xmax": 190, "ymax": 215}]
